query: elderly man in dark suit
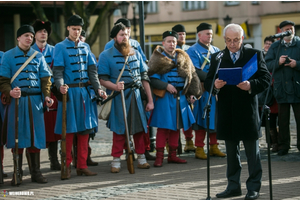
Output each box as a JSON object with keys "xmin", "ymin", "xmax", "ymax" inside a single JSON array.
[{"xmin": 204, "ymin": 24, "xmax": 271, "ymax": 200}]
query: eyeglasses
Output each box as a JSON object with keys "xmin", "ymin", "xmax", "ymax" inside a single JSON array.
[{"xmin": 225, "ymin": 38, "xmax": 241, "ymax": 44}]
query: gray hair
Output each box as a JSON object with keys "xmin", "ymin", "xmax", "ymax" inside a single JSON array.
[{"xmin": 223, "ymin": 23, "xmax": 244, "ymax": 38}]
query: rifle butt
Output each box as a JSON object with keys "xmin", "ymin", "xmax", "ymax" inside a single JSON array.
[
  {"xmin": 13, "ymin": 98, "xmax": 22, "ymax": 185},
  {"xmin": 61, "ymin": 93, "xmax": 68, "ymax": 180},
  {"xmin": 127, "ymin": 153, "xmax": 135, "ymax": 174}
]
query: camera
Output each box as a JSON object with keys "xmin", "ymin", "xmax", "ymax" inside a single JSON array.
[{"xmin": 284, "ymin": 57, "xmax": 291, "ymax": 64}]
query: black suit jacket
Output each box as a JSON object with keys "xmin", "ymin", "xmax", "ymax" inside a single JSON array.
[{"xmin": 204, "ymin": 45, "xmax": 271, "ymax": 140}]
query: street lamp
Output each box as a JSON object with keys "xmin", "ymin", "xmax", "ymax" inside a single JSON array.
[
  {"xmin": 118, "ymin": 1, "xmax": 149, "ymax": 40},
  {"xmin": 223, "ymin": 15, "xmax": 232, "ymax": 26},
  {"xmin": 118, "ymin": 1, "xmax": 130, "ymax": 18}
]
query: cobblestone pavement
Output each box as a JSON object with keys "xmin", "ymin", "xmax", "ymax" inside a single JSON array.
[{"xmin": 0, "ymin": 109, "xmax": 299, "ymax": 200}]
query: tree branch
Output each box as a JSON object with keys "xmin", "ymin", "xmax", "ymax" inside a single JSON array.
[{"xmin": 87, "ymin": 1, "xmax": 114, "ymax": 45}]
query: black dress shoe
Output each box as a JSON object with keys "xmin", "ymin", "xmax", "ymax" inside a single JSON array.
[
  {"xmin": 277, "ymin": 149, "xmax": 288, "ymax": 156},
  {"xmin": 216, "ymin": 189, "xmax": 242, "ymax": 198},
  {"xmin": 245, "ymin": 191, "xmax": 259, "ymax": 200}
]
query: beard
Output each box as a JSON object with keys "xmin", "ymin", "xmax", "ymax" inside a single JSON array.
[
  {"xmin": 177, "ymin": 40, "xmax": 185, "ymax": 47},
  {"xmin": 284, "ymin": 34, "xmax": 294, "ymax": 41},
  {"xmin": 115, "ymin": 40, "xmax": 131, "ymax": 56}
]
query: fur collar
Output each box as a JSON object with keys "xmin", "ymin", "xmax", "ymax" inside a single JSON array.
[{"xmin": 148, "ymin": 46, "xmax": 202, "ymax": 98}]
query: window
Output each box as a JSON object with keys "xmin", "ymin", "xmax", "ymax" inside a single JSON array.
[
  {"xmin": 251, "ymin": 1, "xmax": 260, "ymax": 5},
  {"xmin": 135, "ymin": 1, "xmax": 158, "ymax": 15},
  {"xmin": 182, "ymin": 1, "xmax": 207, "ymax": 11},
  {"xmin": 146, "ymin": 1, "xmax": 158, "ymax": 14},
  {"xmin": 224, "ymin": 1, "xmax": 240, "ymax": 6}
]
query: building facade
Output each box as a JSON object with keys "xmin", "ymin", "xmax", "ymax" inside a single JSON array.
[{"xmin": 115, "ymin": 1, "xmax": 300, "ymax": 59}]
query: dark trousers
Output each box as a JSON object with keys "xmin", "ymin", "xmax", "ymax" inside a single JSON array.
[
  {"xmin": 278, "ymin": 103, "xmax": 300, "ymax": 150},
  {"xmin": 225, "ymin": 139, "xmax": 262, "ymax": 192}
]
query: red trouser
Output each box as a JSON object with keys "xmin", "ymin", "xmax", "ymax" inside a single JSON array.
[
  {"xmin": 66, "ymin": 133, "xmax": 88, "ymax": 169},
  {"xmin": 194, "ymin": 129, "xmax": 218, "ymax": 147},
  {"xmin": 111, "ymin": 131, "xmax": 145, "ymax": 157},
  {"xmin": 156, "ymin": 128, "xmax": 179, "ymax": 149},
  {"xmin": 143, "ymin": 125, "xmax": 150, "ymax": 151},
  {"xmin": 183, "ymin": 127, "xmax": 194, "ymax": 140},
  {"xmin": 10, "ymin": 147, "xmax": 40, "ymax": 154}
]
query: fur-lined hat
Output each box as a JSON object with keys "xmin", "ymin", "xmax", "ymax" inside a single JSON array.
[{"xmin": 32, "ymin": 20, "xmax": 52, "ymax": 36}]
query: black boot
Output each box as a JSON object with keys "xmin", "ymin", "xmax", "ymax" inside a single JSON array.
[
  {"xmin": 11, "ymin": 153, "xmax": 23, "ymax": 186},
  {"xmin": 145, "ymin": 150, "xmax": 156, "ymax": 160},
  {"xmin": 30, "ymin": 152, "xmax": 47, "ymax": 184},
  {"xmin": 149, "ymin": 126, "xmax": 156, "ymax": 152},
  {"xmin": 48, "ymin": 142, "xmax": 61, "ymax": 170},
  {"xmin": 87, "ymin": 145, "xmax": 98, "ymax": 166},
  {"xmin": 270, "ymin": 129, "xmax": 278, "ymax": 152},
  {"xmin": 25, "ymin": 148, "xmax": 32, "ymax": 174}
]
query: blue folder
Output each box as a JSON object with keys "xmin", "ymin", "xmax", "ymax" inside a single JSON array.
[{"xmin": 218, "ymin": 53, "xmax": 258, "ymax": 85}]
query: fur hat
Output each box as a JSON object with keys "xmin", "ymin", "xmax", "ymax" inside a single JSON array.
[
  {"xmin": 17, "ymin": 25, "xmax": 35, "ymax": 38},
  {"xmin": 67, "ymin": 14, "xmax": 84, "ymax": 27},
  {"xmin": 110, "ymin": 22, "xmax": 126, "ymax": 38},
  {"xmin": 81, "ymin": 30, "xmax": 86, "ymax": 37},
  {"xmin": 114, "ymin": 18, "xmax": 131, "ymax": 27},
  {"xmin": 32, "ymin": 20, "xmax": 52, "ymax": 36},
  {"xmin": 172, "ymin": 24, "xmax": 186, "ymax": 33},
  {"xmin": 197, "ymin": 23, "xmax": 212, "ymax": 32},
  {"xmin": 163, "ymin": 30, "xmax": 178, "ymax": 39}
]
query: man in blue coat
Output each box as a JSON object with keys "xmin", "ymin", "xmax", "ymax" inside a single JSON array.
[
  {"xmin": 0, "ymin": 25, "xmax": 54, "ymax": 185},
  {"xmin": 186, "ymin": 23, "xmax": 226, "ymax": 159},
  {"xmin": 98, "ymin": 22, "xmax": 154, "ymax": 173},
  {"xmin": 52, "ymin": 15, "xmax": 107, "ymax": 179},
  {"xmin": 32, "ymin": 19, "xmax": 61, "ymax": 171},
  {"xmin": 103, "ymin": 18, "xmax": 147, "ymax": 62},
  {"xmin": 148, "ymin": 30, "xmax": 202, "ymax": 167},
  {"xmin": 265, "ymin": 20, "xmax": 300, "ymax": 156}
]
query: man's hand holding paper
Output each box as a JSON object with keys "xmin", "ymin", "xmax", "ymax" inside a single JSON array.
[{"xmin": 237, "ymin": 80, "xmax": 251, "ymax": 91}]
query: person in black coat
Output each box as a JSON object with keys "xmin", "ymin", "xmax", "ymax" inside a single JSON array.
[{"xmin": 204, "ymin": 24, "xmax": 271, "ymax": 200}]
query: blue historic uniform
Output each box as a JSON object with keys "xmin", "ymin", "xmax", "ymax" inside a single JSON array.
[
  {"xmin": 98, "ymin": 46, "xmax": 148, "ymax": 135},
  {"xmin": 32, "ymin": 43, "xmax": 54, "ymax": 67},
  {"xmin": 104, "ymin": 39, "xmax": 147, "ymax": 62},
  {"xmin": 53, "ymin": 38, "xmax": 97, "ymax": 134},
  {"xmin": 176, "ymin": 44, "xmax": 190, "ymax": 52},
  {"xmin": 0, "ymin": 47, "xmax": 51, "ymax": 149},
  {"xmin": 149, "ymin": 52, "xmax": 195, "ymax": 131},
  {"xmin": 186, "ymin": 43, "xmax": 219, "ymax": 130}
]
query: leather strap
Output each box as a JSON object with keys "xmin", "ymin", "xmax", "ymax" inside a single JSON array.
[
  {"xmin": 11, "ymin": 51, "xmax": 39, "ymax": 84},
  {"xmin": 110, "ymin": 56, "xmax": 128, "ymax": 96},
  {"xmin": 200, "ymin": 45, "xmax": 211, "ymax": 70}
]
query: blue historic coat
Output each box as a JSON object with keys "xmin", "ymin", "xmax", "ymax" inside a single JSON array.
[
  {"xmin": 98, "ymin": 46, "xmax": 148, "ymax": 135},
  {"xmin": 53, "ymin": 38, "xmax": 97, "ymax": 134},
  {"xmin": 149, "ymin": 52, "xmax": 195, "ymax": 131},
  {"xmin": 32, "ymin": 43, "xmax": 54, "ymax": 83},
  {"xmin": 81, "ymin": 42, "xmax": 98, "ymax": 134},
  {"xmin": 104, "ymin": 39, "xmax": 147, "ymax": 62},
  {"xmin": 186, "ymin": 43, "xmax": 220, "ymax": 130},
  {"xmin": 32, "ymin": 43, "xmax": 54, "ymax": 67},
  {"xmin": 0, "ymin": 46, "xmax": 51, "ymax": 149}
]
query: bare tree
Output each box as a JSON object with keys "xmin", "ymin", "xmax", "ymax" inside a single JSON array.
[{"xmin": 30, "ymin": 1, "xmax": 116, "ymax": 45}]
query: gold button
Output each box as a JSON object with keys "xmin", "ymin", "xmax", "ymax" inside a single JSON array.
[
  {"xmin": 29, "ymin": 86, "xmax": 31, "ymax": 88},
  {"xmin": 27, "ymin": 78, "xmax": 29, "ymax": 80}
]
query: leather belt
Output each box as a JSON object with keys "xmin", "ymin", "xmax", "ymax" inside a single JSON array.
[
  {"xmin": 68, "ymin": 82, "xmax": 89, "ymax": 88},
  {"xmin": 21, "ymin": 92, "xmax": 42, "ymax": 97}
]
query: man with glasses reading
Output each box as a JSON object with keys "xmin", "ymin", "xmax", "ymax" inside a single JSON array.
[{"xmin": 205, "ymin": 24, "xmax": 271, "ymax": 200}]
